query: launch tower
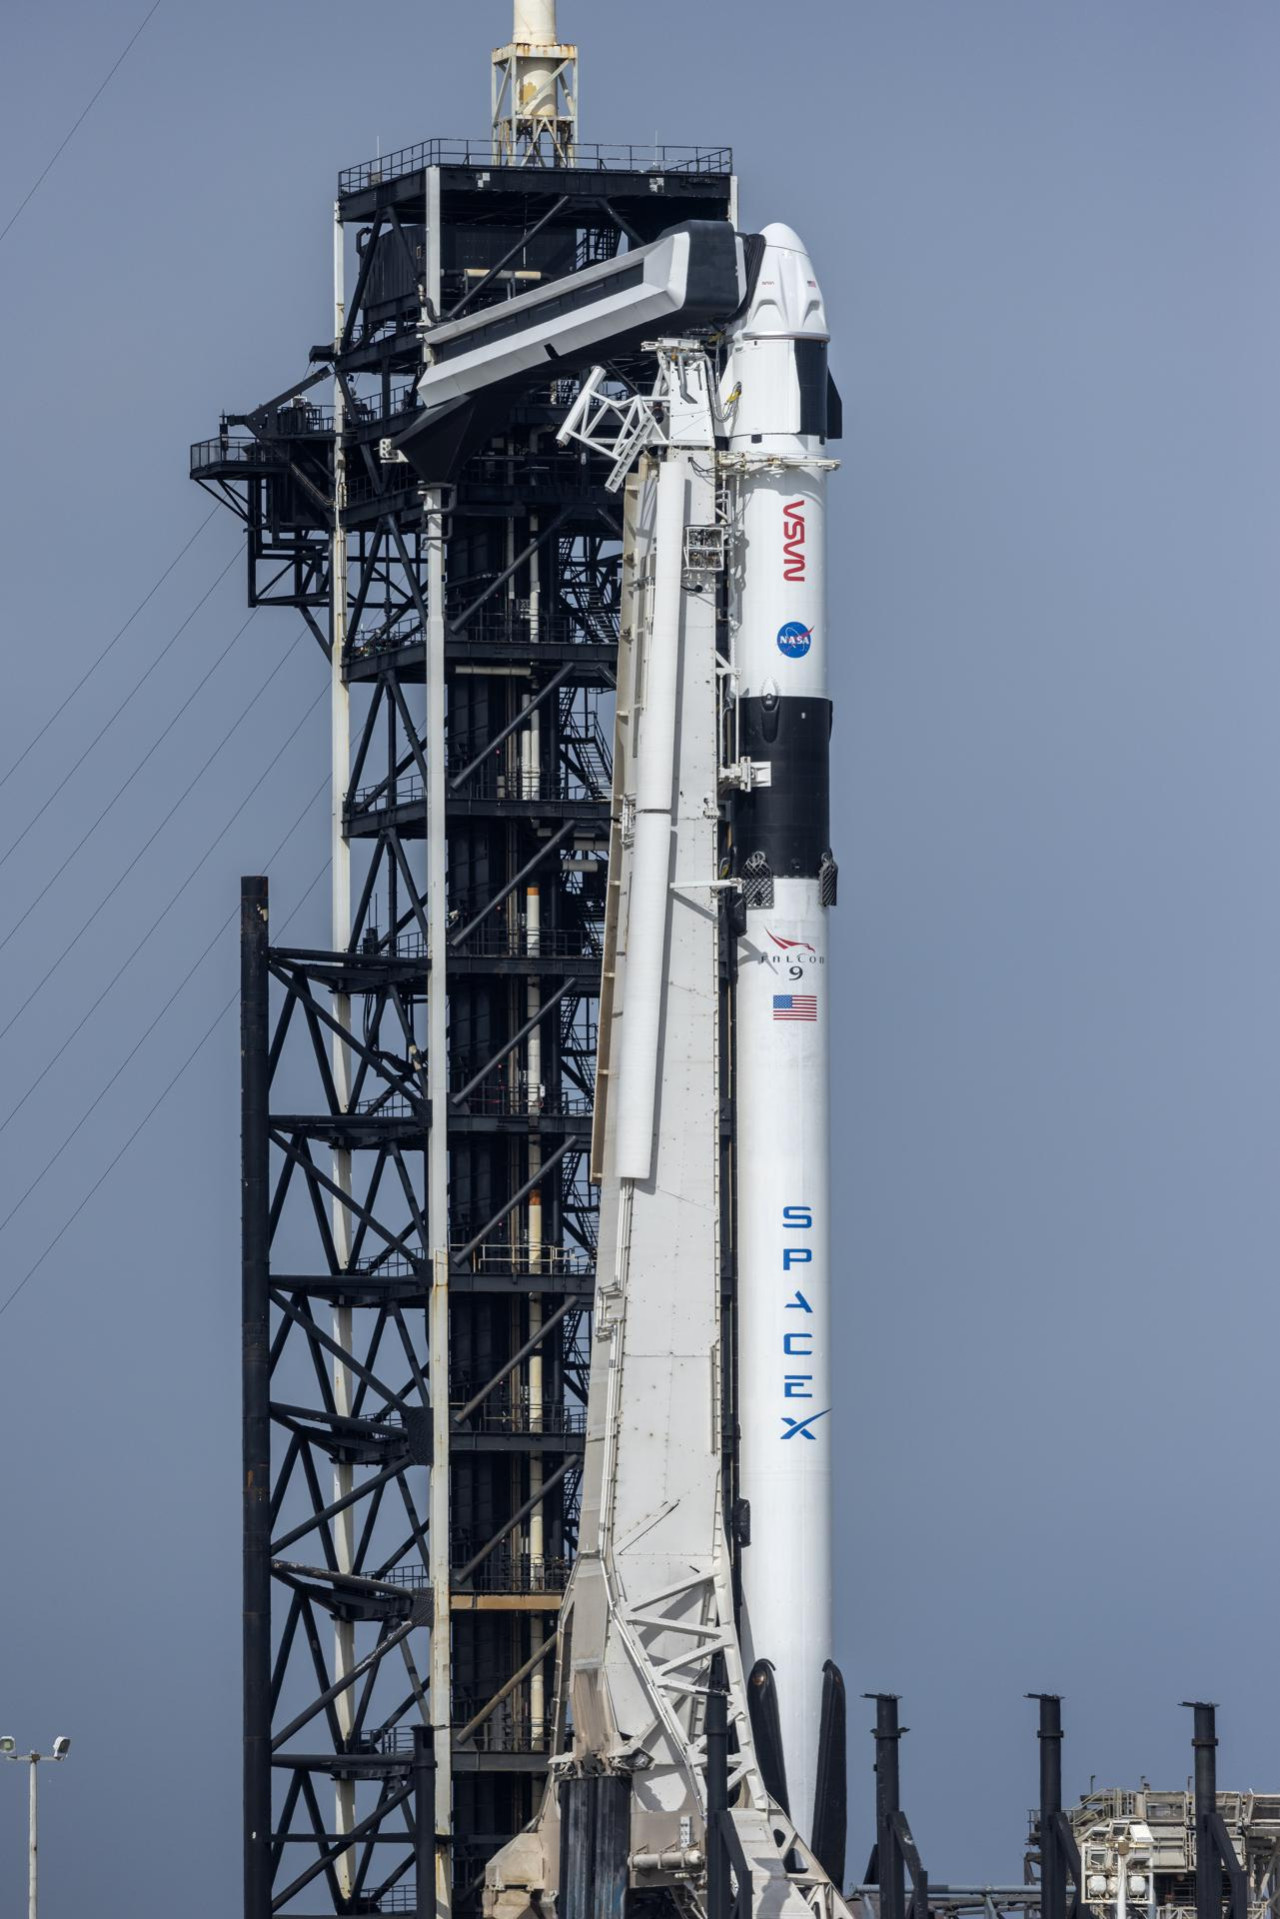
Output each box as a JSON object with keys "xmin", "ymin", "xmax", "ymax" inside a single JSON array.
[{"xmin": 202, "ymin": 8, "xmax": 738, "ymax": 1916}]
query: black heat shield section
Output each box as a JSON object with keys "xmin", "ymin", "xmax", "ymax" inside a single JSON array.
[
  {"xmin": 748, "ymin": 1658, "xmax": 791, "ymax": 1817},
  {"xmin": 735, "ymin": 696, "xmax": 832, "ymax": 880},
  {"xmin": 811, "ymin": 1660, "xmax": 848, "ymax": 1888},
  {"xmin": 826, "ymin": 370, "xmax": 844, "ymax": 441},
  {"xmin": 394, "ymin": 218, "xmax": 745, "ymax": 485}
]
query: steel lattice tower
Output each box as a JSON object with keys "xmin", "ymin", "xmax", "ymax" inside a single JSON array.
[{"xmin": 196, "ymin": 56, "xmax": 734, "ymax": 1915}]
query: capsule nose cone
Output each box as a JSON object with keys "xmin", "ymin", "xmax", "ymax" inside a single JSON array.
[
  {"xmin": 759, "ymin": 221, "xmax": 807, "ymax": 252},
  {"xmin": 740, "ymin": 223, "xmax": 828, "ymax": 341}
]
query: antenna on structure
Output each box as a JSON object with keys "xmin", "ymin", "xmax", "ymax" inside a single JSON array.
[{"xmin": 492, "ymin": 0, "xmax": 578, "ymax": 165}]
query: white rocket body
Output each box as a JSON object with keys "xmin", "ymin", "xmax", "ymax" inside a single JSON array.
[{"xmin": 724, "ymin": 224, "xmax": 834, "ymax": 1841}]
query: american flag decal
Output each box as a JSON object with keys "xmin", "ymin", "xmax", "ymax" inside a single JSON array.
[{"xmin": 773, "ymin": 994, "xmax": 817, "ymax": 1021}]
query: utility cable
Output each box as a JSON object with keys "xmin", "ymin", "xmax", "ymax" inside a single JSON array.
[
  {"xmin": 0, "ymin": 0, "xmax": 165, "ymax": 248},
  {"xmin": 0, "ymin": 596, "xmax": 259, "ymax": 956},
  {"xmin": 0, "ymin": 631, "xmax": 314, "ymax": 1043},
  {"xmin": 0, "ymin": 505, "xmax": 220, "ymax": 794},
  {"xmin": 0, "ymin": 846, "xmax": 332, "ymax": 1322},
  {"xmin": 0, "ymin": 545, "xmax": 241, "ymax": 875},
  {"xmin": 0, "ymin": 707, "xmax": 328, "ymax": 1136}
]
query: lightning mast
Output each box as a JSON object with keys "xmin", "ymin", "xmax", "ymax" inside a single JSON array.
[{"xmin": 492, "ymin": 0, "xmax": 579, "ymax": 164}]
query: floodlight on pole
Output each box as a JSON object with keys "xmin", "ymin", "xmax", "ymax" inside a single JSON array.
[{"xmin": 2, "ymin": 1738, "xmax": 72, "ymax": 1919}]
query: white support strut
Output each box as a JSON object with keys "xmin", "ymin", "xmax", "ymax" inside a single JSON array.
[{"xmin": 612, "ymin": 454, "xmax": 686, "ymax": 1181}]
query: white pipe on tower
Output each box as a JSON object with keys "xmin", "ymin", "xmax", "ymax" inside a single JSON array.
[
  {"xmin": 493, "ymin": 0, "xmax": 577, "ymax": 164},
  {"xmin": 513, "ymin": 0, "xmax": 557, "ymax": 44},
  {"xmin": 513, "ymin": 0, "xmax": 559, "ymax": 126}
]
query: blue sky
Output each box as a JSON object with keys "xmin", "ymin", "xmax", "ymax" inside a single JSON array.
[{"xmin": 0, "ymin": 2, "xmax": 1277, "ymax": 1910}]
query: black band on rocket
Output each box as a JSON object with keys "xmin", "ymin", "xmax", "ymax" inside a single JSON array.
[{"xmin": 734, "ymin": 696, "xmax": 831, "ymax": 881}]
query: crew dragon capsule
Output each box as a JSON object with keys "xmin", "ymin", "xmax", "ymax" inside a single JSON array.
[{"xmin": 724, "ymin": 223, "xmax": 839, "ymax": 1841}]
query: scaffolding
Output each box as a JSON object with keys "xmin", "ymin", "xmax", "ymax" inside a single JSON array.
[{"xmin": 202, "ymin": 133, "xmax": 734, "ymax": 1919}]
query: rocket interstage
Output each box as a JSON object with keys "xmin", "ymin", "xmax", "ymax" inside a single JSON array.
[{"xmin": 725, "ymin": 222, "xmax": 837, "ymax": 1843}]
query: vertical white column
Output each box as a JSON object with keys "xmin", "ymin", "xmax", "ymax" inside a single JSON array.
[
  {"xmin": 613, "ymin": 455, "xmax": 687, "ymax": 1180},
  {"xmin": 27, "ymin": 1759, "xmax": 37, "ymax": 1919},
  {"xmin": 329, "ymin": 200, "xmax": 358, "ymax": 1897},
  {"xmin": 525, "ymin": 852, "xmax": 544, "ymax": 1749},
  {"xmin": 422, "ymin": 163, "xmax": 453, "ymax": 1919},
  {"xmin": 528, "ymin": 498, "xmax": 540, "ymax": 647}
]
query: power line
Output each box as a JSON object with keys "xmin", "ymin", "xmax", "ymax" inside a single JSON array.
[
  {"xmin": 0, "ymin": 702, "xmax": 328, "ymax": 1133},
  {"xmin": 0, "ymin": 546, "xmax": 242, "ymax": 874},
  {"xmin": 0, "ymin": 849, "xmax": 331, "ymax": 1322},
  {"xmin": 0, "ymin": 598, "xmax": 260, "ymax": 956},
  {"xmin": 0, "ymin": 631, "xmax": 317, "ymax": 1045},
  {"xmin": 0, "ymin": 505, "xmax": 220, "ymax": 795},
  {"xmin": 0, "ymin": 0, "xmax": 165, "ymax": 248}
]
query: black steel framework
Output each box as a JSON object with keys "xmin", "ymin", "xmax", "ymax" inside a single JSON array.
[
  {"xmin": 209, "ymin": 138, "xmax": 733, "ymax": 1918},
  {"xmin": 863, "ymin": 1695, "xmax": 929, "ymax": 1919},
  {"xmin": 1185, "ymin": 1703, "xmax": 1249, "ymax": 1919}
]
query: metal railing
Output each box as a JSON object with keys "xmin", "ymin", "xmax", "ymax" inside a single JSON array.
[
  {"xmin": 353, "ymin": 911, "xmax": 605, "ymax": 964},
  {"xmin": 339, "ymin": 138, "xmax": 733, "ymax": 194},
  {"xmin": 375, "ymin": 1563, "xmax": 430, "ymax": 1591},
  {"xmin": 448, "ymin": 1241, "xmax": 593, "ymax": 1278},
  {"xmin": 345, "ymin": 383, "xmax": 417, "ymax": 424},
  {"xmin": 449, "ymin": 1398, "xmax": 586, "ymax": 1437},
  {"xmin": 345, "ymin": 465, "xmax": 422, "ymax": 510},
  {"xmin": 452, "ymin": 766, "xmax": 609, "ymax": 804},
  {"xmin": 351, "ymin": 774, "xmax": 426, "ymax": 815},
  {"xmin": 371, "ymin": 1883, "xmax": 418, "ymax": 1911},
  {"xmin": 190, "ymin": 436, "xmax": 288, "ymax": 475},
  {"xmin": 452, "ymin": 606, "xmax": 618, "ymax": 648},
  {"xmin": 346, "ymin": 615, "xmax": 423, "ymax": 664},
  {"xmin": 450, "ymin": 1550, "xmax": 571, "ymax": 1595},
  {"xmin": 349, "ymin": 1251, "xmax": 427, "ymax": 1281},
  {"xmin": 352, "ymin": 1091, "xmax": 427, "ymax": 1122},
  {"xmin": 347, "ymin": 607, "xmax": 618, "ymax": 664},
  {"xmin": 356, "ymin": 1726, "xmax": 417, "ymax": 1756},
  {"xmin": 450, "ymin": 1084, "xmax": 592, "ymax": 1119},
  {"xmin": 355, "ymin": 770, "xmax": 606, "ymax": 812},
  {"xmin": 448, "ymin": 921, "xmax": 603, "ymax": 960},
  {"xmin": 450, "ymin": 1706, "xmax": 549, "ymax": 1756},
  {"xmin": 271, "ymin": 404, "xmax": 336, "ymax": 434}
]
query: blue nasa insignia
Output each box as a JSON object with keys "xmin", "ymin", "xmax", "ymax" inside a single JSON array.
[{"xmin": 776, "ymin": 620, "xmax": 813, "ymax": 660}]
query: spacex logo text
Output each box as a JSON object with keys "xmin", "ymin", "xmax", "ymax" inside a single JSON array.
[
  {"xmin": 778, "ymin": 1203, "xmax": 827, "ymax": 1440},
  {"xmin": 782, "ymin": 499, "xmax": 806, "ymax": 581}
]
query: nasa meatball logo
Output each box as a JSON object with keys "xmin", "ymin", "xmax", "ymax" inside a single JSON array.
[{"xmin": 776, "ymin": 619, "xmax": 813, "ymax": 660}]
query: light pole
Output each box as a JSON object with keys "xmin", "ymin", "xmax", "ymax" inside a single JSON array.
[{"xmin": 1, "ymin": 1735, "xmax": 71, "ymax": 1919}]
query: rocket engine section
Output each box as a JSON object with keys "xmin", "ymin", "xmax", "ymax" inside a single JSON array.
[{"xmin": 723, "ymin": 224, "xmax": 838, "ymax": 1843}]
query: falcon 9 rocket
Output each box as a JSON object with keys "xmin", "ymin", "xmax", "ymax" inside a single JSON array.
[{"xmin": 724, "ymin": 224, "xmax": 837, "ymax": 1841}]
